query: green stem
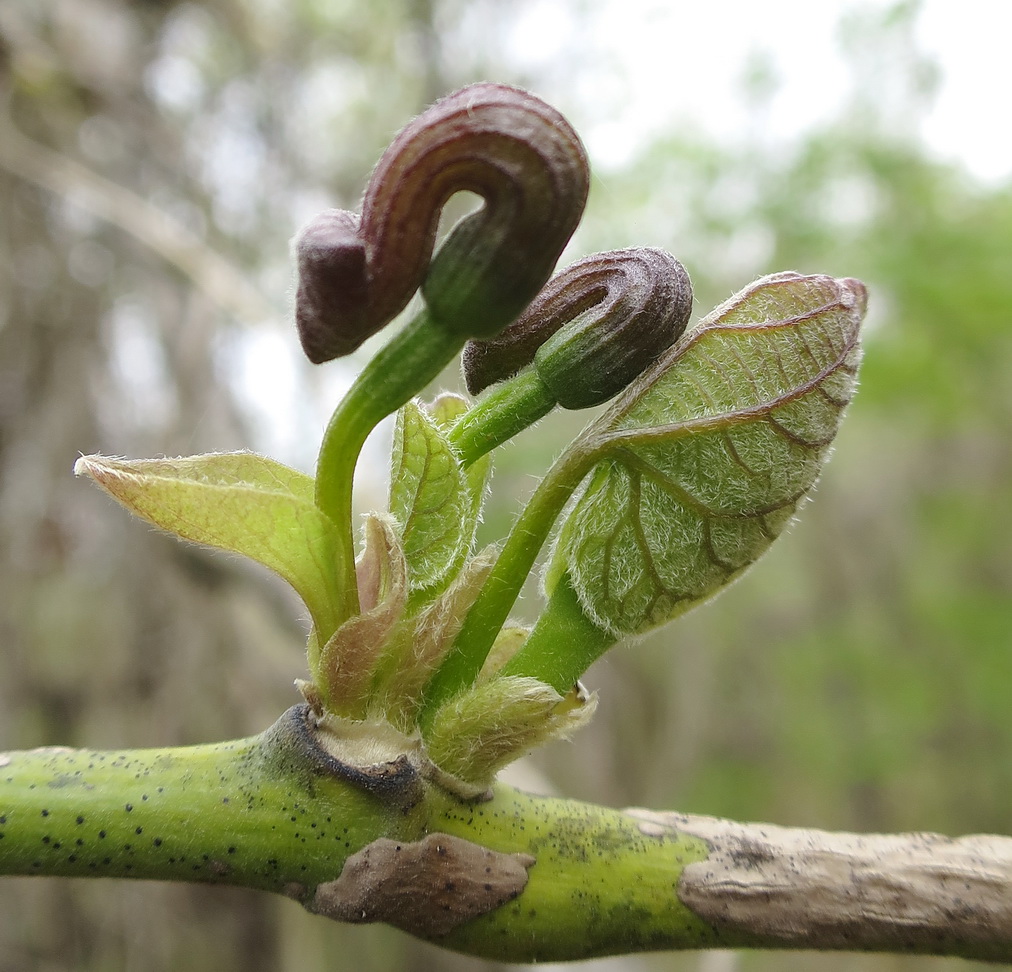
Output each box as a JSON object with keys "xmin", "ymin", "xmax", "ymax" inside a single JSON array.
[
  {"xmin": 499, "ymin": 570, "xmax": 616, "ymax": 692},
  {"xmin": 314, "ymin": 308, "xmax": 466, "ymax": 625},
  {"xmin": 0, "ymin": 705, "xmax": 716, "ymax": 960},
  {"xmin": 448, "ymin": 368, "xmax": 556, "ymax": 467},
  {"xmin": 0, "ymin": 707, "xmax": 410, "ymax": 893},
  {"xmin": 5, "ymin": 708, "xmax": 1007, "ymax": 962},
  {"xmin": 418, "ymin": 440, "xmax": 600, "ymax": 724},
  {"xmin": 425, "ymin": 783, "xmax": 713, "ymax": 960}
]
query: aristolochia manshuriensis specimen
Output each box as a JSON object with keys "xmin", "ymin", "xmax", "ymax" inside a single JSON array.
[
  {"xmin": 1, "ymin": 84, "xmax": 871, "ymax": 960},
  {"xmin": 77, "ymin": 82, "xmax": 865, "ymax": 798}
]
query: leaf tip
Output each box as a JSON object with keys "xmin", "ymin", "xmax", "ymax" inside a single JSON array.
[
  {"xmin": 839, "ymin": 276, "xmax": 869, "ymax": 317},
  {"xmin": 74, "ymin": 453, "xmax": 125, "ymax": 482}
]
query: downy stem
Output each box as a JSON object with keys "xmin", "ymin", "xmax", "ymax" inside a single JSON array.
[
  {"xmin": 4, "ymin": 705, "xmax": 1011, "ymax": 963},
  {"xmin": 0, "ymin": 707, "xmax": 408, "ymax": 893},
  {"xmin": 418, "ymin": 439, "xmax": 600, "ymax": 723},
  {"xmin": 448, "ymin": 368, "xmax": 555, "ymax": 467},
  {"xmin": 499, "ymin": 570, "xmax": 615, "ymax": 692}
]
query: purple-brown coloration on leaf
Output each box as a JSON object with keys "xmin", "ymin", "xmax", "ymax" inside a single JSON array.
[
  {"xmin": 294, "ymin": 83, "xmax": 590, "ymax": 363},
  {"xmin": 463, "ymin": 247, "xmax": 693, "ymax": 409}
]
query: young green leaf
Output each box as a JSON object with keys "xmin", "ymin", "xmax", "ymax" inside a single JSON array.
[
  {"xmin": 546, "ymin": 272, "xmax": 866, "ymax": 636},
  {"xmin": 75, "ymin": 452, "xmax": 344, "ymax": 642},
  {"xmin": 389, "ymin": 398, "xmax": 484, "ymax": 595},
  {"xmin": 429, "ymin": 392, "xmax": 490, "ymax": 533}
]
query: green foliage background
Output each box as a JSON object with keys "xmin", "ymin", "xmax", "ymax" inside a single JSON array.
[{"xmin": 1, "ymin": 1, "xmax": 1009, "ymax": 970}]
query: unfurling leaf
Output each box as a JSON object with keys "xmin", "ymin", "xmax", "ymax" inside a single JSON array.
[
  {"xmin": 547, "ymin": 272, "xmax": 866, "ymax": 636},
  {"xmin": 425, "ymin": 676, "xmax": 597, "ymax": 791},
  {"xmin": 315, "ymin": 514, "xmax": 408, "ymax": 716},
  {"xmin": 75, "ymin": 452, "xmax": 344, "ymax": 641},
  {"xmin": 389, "ymin": 399, "xmax": 484, "ymax": 593},
  {"xmin": 427, "ymin": 392, "xmax": 490, "ymax": 529},
  {"xmin": 372, "ymin": 546, "xmax": 498, "ymax": 730}
]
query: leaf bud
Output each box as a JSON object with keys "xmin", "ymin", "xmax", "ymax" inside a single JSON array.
[
  {"xmin": 293, "ymin": 83, "xmax": 590, "ymax": 363},
  {"xmin": 463, "ymin": 247, "xmax": 693, "ymax": 410}
]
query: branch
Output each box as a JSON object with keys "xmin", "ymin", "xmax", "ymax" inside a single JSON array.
[
  {"xmin": 630, "ymin": 809, "xmax": 1012, "ymax": 963},
  {"xmin": 2, "ymin": 707, "xmax": 1010, "ymax": 964}
]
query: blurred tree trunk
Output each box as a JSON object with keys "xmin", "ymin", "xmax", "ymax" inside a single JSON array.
[{"xmin": 0, "ymin": 2, "xmax": 488, "ymax": 970}]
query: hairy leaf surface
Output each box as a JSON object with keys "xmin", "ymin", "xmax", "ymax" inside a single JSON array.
[
  {"xmin": 75, "ymin": 451, "xmax": 343, "ymax": 640},
  {"xmin": 389, "ymin": 398, "xmax": 483, "ymax": 593},
  {"xmin": 547, "ymin": 273, "xmax": 866, "ymax": 635}
]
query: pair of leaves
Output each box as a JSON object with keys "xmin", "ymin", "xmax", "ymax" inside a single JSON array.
[
  {"xmin": 547, "ymin": 272, "xmax": 866, "ymax": 636},
  {"xmin": 313, "ymin": 393, "xmax": 493, "ymax": 720},
  {"xmin": 323, "ymin": 517, "xmax": 496, "ymax": 727}
]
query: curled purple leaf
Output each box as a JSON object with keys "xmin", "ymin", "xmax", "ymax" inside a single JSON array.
[
  {"xmin": 463, "ymin": 247, "xmax": 693, "ymax": 409},
  {"xmin": 294, "ymin": 83, "xmax": 590, "ymax": 363}
]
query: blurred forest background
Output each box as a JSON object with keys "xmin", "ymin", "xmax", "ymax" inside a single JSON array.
[{"xmin": 1, "ymin": 0, "xmax": 1010, "ymax": 970}]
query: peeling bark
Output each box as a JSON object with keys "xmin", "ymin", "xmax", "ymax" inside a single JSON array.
[
  {"xmin": 629, "ymin": 808, "xmax": 1012, "ymax": 961},
  {"xmin": 310, "ymin": 833, "xmax": 535, "ymax": 938}
]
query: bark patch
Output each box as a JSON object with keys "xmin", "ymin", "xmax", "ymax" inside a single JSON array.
[{"xmin": 311, "ymin": 833, "xmax": 535, "ymax": 937}]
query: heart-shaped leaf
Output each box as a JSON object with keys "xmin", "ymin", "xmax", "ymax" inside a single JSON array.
[
  {"xmin": 75, "ymin": 451, "xmax": 344, "ymax": 641},
  {"xmin": 546, "ymin": 272, "xmax": 866, "ymax": 636}
]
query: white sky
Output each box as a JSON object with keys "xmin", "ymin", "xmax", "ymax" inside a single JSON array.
[{"xmin": 504, "ymin": 0, "xmax": 1012, "ymax": 182}]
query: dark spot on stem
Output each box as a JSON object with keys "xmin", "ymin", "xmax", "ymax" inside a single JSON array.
[{"xmin": 311, "ymin": 833, "xmax": 535, "ymax": 939}]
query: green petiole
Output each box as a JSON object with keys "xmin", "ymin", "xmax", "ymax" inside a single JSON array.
[
  {"xmin": 499, "ymin": 571, "xmax": 615, "ymax": 692},
  {"xmin": 418, "ymin": 437, "xmax": 602, "ymax": 725}
]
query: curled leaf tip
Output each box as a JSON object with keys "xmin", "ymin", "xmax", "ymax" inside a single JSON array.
[
  {"xmin": 463, "ymin": 247, "xmax": 693, "ymax": 409},
  {"xmin": 293, "ymin": 82, "xmax": 590, "ymax": 363}
]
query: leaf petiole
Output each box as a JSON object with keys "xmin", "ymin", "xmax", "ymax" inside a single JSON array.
[{"xmin": 418, "ymin": 436, "xmax": 602, "ymax": 726}]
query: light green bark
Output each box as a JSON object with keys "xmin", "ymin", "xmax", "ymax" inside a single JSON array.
[
  {"xmin": 5, "ymin": 705, "xmax": 1009, "ymax": 964},
  {"xmin": 0, "ymin": 705, "xmax": 712, "ymax": 961}
]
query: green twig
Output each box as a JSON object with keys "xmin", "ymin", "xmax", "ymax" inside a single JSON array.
[{"xmin": 448, "ymin": 369, "xmax": 556, "ymax": 467}]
